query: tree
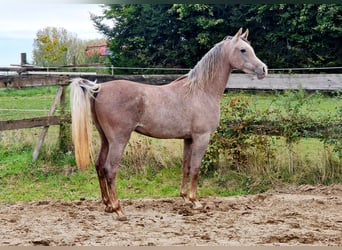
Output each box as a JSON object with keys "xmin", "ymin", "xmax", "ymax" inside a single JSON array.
[
  {"xmin": 92, "ymin": 4, "xmax": 246, "ymax": 70},
  {"xmin": 168, "ymin": 4, "xmax": 237, "ymax": 66},
  {"xmin": 32, "ymin": 27, "xmax": 107, "ymax": 67},
  {"xmin": 247, "ymin": 4, "xmax": 342, "ymax": 68},
  {"xmin": 92, "ymin": 5, "xmax": 181, "ymax": 70},
  {"xmin": 92, "ymin": 4, "xmax": 342, "ymax": 71},
  {"xmin": 33, "ymin": 27, "xmax": 76, "ymax": 66}
]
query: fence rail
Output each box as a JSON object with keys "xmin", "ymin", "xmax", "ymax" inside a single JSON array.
[
  {"xmin": 237, "ymin": 121, "xmax": 342, "ymax": 139},
  {"xmin": 0, "ymin": 116, "xmax": 70, "ymax": 131},
  {"xmin": 1, "ymin": 73, "xmax": 342, "ymax": 91},
  {"xmin": 1, "ymin": 73, "xmax": 342, "ymax": 132},
  {"xmin": 1, "ymin": 74, "xmax": 342, "ymax": 131}
]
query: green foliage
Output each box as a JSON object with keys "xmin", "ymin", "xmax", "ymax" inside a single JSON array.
[
  {"xmin": 269, "ymin": 90, "xmax": 342, "ymax": 165},
  {"xmin": 92, "ymin": 4, "xmax": 247, "ymax": 70},
  {"xmin": 203, "ymin": 95, "xmax": 275, "ymax": 174},
  {"xmin": 248, "ymin": 4, "xmax": 342, "ymax": 68},
  {"xmin": 92, "ymin": 5, "xmax": 183, "ymax": 72},
  {"xmin": 33, "ymin": 27, "xmax": 74, "ymax": 67},
  {"xmin": 203, "ymin": 90, "xmax": 342, "ymax": 190},
  {"xmin": 93, "ymin": 4, "xmax": 341, "ymax": 70},
  {"xmin": 321, "ymin": 105, "xmax": 342, "ymax": 160},
  {"xmin": 32, "ymin": 27, "xmax": 108, "ymax": 67}
]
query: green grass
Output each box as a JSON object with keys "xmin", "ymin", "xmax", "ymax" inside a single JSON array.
[
  {"xmin": 0, "ymin": 86, "xmax": 58, "ymax": 98},
  {"xmin": 223, "ymin": 91, "xmax": 342, "ymax": 118},
  {"xmin": 0, "ymin": 126, "xmax": 254, "ymax": 203},
  {"xmin": 0, "ymin": 144, "xmax": 94, "ymax": 202},
  {"xmin": 2, "ymin": 133, "xmax": 339, "ymax": 203},
  {"xmin": 1, "ymin": 87, "xmax": 342, "ymax": 203},
  {"xmin": 0, "ymin": 86, "xmax": 62, "ymax": 120},
  {"xmin": 0, "ymin": 141, "xmax": 247, "ymax": 203}
]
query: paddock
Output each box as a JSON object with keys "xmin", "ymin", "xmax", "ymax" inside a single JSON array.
[{"xmin": 1, "ymin": 184, "xmax": 341, "ymax": 246}]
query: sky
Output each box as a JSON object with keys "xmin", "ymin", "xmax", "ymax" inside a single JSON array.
[{"xmin": 0, "ymin": 3, "xmax": 106, "ymax": 66}]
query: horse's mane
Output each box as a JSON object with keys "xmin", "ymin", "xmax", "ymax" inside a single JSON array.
[
  {"xmin": 183, "ymin": 36, "xmax": 251, "ymax": 92},
  {"xmin": 185, "ymin": 40, "xmax": 225, "ymax": 92}
]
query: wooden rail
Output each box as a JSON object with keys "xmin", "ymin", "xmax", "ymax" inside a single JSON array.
[
  {"xmin": 0, "ymin": 116, "xmax": 70, "ymax": 131},
  {"xmin": 1, "ymin": 73, "xmax": 341, "ymax": 91},
  {"xmin": 1, "ymin": 73, "xmax": 342, "ymax": 133},
  {"xmin": 0, "ymin": 73, "xmax": 341, "ymax": 133}
]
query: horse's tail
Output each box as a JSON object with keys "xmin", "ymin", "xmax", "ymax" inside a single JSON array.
[{"xmin": 70, "ymin": 78, "xmax": 100, "ymax": 170}]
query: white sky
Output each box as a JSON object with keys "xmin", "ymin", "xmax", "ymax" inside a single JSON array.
[{"xmin": 0, "ymin": 3, "xmax": 106, "ymax": 66}]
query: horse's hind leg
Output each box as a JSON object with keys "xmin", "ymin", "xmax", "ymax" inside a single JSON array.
[
  {"xmin": 103, "ymin": 133, "xmax": 131, "ymax": 220},
  {"xmin": 92, "ymin": 98, "xmax": 112, "ymax": 210},
  {"xmin": 95, "ymin": 139, "xmax": 111, "ymax": 210}
]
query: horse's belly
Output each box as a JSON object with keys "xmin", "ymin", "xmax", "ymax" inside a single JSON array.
[{"xmin": 134, "ymin": 121, "xmax": 191, "ymax": 139}]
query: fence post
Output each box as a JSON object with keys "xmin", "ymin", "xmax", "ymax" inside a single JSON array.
[
  {"xmin": 59, "ymin": 83, "xmax": 72, "ymax": 153},
  {"xmin": 20, "ymin": 53, "xmax": 27, "ymax": 65},
  {"xmin": 32, "ymin": 86, "xmax": 64, "ymax": 161}
]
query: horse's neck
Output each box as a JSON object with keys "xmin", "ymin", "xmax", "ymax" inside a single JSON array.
[
  {"xmin": 172, "ymin": 44, "xmax": 232, "ymax": 99},
  {"xmin": 204, "ymin": 57, "xmax": 232, "ymax": 99}
]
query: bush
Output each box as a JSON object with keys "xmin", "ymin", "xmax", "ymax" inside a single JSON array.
[{"xmin": 203, "ymin": 90, "xmax": 342, "ymax": 191}]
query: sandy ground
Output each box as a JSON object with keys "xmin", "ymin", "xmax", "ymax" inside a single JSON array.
[{"xmin": 0, "ymin": 184, "xmax": 341, "ymax": 246}]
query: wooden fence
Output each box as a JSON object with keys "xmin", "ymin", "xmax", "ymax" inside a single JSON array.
[
  {"xmin": 1, "ymin": 73, "xmax": 342, "ymax": 132},
  {"xmin": 0, "ymin": 73, "xmax": 341, "ymax": 160},
  {"xmin": 1, "ymin": 73, "xmax": 342, "ymax": 90}
]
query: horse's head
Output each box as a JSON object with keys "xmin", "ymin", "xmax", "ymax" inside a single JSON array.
[{"xmin": 226, "ymin": 28, "xmax": 268, "ymax": 79}]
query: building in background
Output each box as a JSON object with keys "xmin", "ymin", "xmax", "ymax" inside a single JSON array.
[{"xmin": 85, "ymin": 44, "xmax": 109, "ymax": 57}]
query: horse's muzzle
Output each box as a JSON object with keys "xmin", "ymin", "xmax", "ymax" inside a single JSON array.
[{"xmin": 256, "ymin": 65, "xmax": 268, "ymax": 79}]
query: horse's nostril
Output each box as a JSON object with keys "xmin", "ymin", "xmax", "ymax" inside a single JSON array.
[{"xmin": 263, "ymin": 67, "xmax": 265, "ymax": 73}]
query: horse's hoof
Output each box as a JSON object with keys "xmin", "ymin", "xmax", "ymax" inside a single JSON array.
[
  {"xmin": 117, "ymin": 215, "xmax": 128, "ymax": 221},
  {"xmin": 192, "ymin": 201, "xmax": 203, "ymax": 210},
  {"xmin": 180, "ymin": 192, "xmax": 187, "ymax": 200},
  {"xmin": 104, "ymin": 206, "xmax": 115, "ymax": 213}
]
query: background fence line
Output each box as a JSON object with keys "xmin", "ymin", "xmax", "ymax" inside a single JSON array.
[
  {"xmin": 0, "ymin": 72, "xmax": 341, "ymax": 131},
  {"xmin": 2, "ymin": 65, "xmax": 342, "ymax": 75},
  {"xmin": 1, "ymin": 73, "xmax": 342, "ymax": 90}
]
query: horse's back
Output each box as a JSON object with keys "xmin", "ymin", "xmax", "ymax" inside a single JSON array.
[{"xmin": 93, "ymin": 79, "xmax": 193, "ymax": 138}]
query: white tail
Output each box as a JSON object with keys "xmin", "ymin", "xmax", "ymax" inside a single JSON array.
[{"xmin": 70, "ymin": 78, "xmax": 100, "ymax": 170}]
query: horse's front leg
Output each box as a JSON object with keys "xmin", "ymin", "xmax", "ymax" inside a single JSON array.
[
  {"xmin": 189, "ymin": 133, "xmax": 211, "ymax": 210},
  {"xmin": 180, "ymin": 138, "xmax": 192, "ymax": 199}
]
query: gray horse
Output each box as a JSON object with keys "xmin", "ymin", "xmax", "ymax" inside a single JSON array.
[{"xmin": 70, "ymin": 28, "xmax": 267, "ymax": 220}]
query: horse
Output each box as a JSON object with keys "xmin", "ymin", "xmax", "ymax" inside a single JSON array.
[{"xmin": 70, "ymin": 28, "xmax": 267, "ymax": 220}]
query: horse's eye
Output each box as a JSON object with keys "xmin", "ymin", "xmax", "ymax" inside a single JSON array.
[{"xmin": 240, "ymin": 49, "xmax": 246, "ymax": 53}]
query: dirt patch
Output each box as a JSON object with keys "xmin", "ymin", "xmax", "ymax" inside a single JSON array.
[{"xmin": 1, "ymin": 184, "xmax": 341, "ymax": 246}]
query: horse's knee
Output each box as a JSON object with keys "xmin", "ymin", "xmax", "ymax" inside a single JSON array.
[
  {"xmin": 104, "ymin": 165, "xmax": 118, "ymax": 183},
  {"xmin": 190, "ymin": 166, "xmax": 200, "ymax": 178}
]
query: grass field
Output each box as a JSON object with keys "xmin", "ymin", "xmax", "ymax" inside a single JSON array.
[{"xmin": 1, "ymin": 86, "xmax": 342, "ymax": 203}]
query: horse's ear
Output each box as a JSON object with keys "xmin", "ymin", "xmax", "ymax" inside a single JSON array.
[
  {"xmin": 232, "ymin": 28, "xmax": 243, "ymax": 42},
  {"xmin": 242, "ymin": 29, "xmax": 249, "ymax": 40},
  {"xmin": 236, "ymin": 28, "xmax": 243, "ymax": 37}
]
